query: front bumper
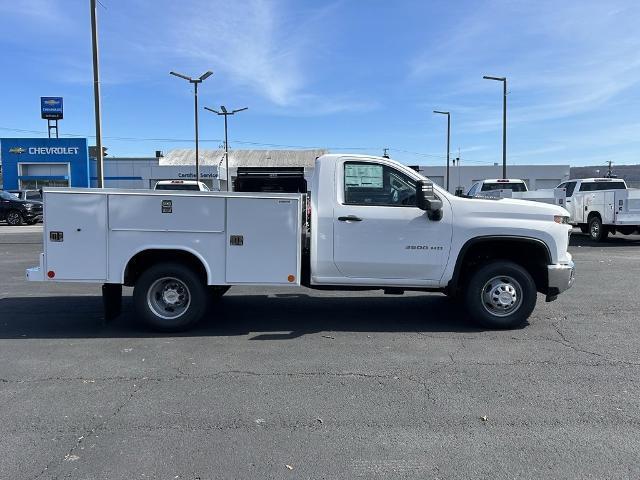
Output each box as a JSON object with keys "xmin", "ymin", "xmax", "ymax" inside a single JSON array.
[
  {"xmin": 546, "ymin": 260, "xmax": 575, "ymax": 301},
  {"xmin": 23, "ymin": 210, "xmax": 43, "ymax": 221}
]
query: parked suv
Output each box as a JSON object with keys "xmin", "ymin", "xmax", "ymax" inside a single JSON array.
[
  {"xmin": 0, "ymin": 190, "xmax": 43, "ymax": 225},
  {"xmin": 7, "ymin": 189, "xmax": 43, "ymax": 202}
]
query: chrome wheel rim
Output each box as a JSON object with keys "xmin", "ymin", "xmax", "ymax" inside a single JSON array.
[
  {"xmin": 147, "ymin": 277, "xmax": 191, "ymax": 320},
  {"xmin": 590, "ymin": 221, "xmax": 599, "ymax": 238},
  {"xmin": 7, "ymin": 212, "xmax": 20, "ymax": 225},
  {"xmin": 481, "ymin": 275, "xmax": 523, "ymax": 317}
]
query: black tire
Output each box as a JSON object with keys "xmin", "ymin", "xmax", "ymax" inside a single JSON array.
[
  {"xmin": 588, "ymin": 215, "xmax": 608, "ymax": 242},
  {"xmin": 6, "ymin": 210, "xmax": 23, "ymax": 226},
  {"xmin": 133, "ymin": 262, "xmax": 208, "ymax": 332},
  {"xmin": 579, "ymin": 224, "xmax": 588, "ymax": 234},
  {"xmin": 209, "ymin": 285, "xmax": 231, "ymax": 299},
  {"xmin": 464, "ymin": 261, "xmax": 537, "ymax": 329}
]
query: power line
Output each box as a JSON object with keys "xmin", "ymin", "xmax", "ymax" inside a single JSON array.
[{"xmin": 0, "ymin": 125, "xmax": 499, "ymax": 164}]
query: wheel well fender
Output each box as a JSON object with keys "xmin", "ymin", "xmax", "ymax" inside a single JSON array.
[
  {"xmin": 587, "ymin": 211, "xmax": 601, "ymax": 222},
  {"xmin": 122, "ymin": 248, "xmax": 210, "ymax": 286},
  {"xmin": 448, "ymin": 236, "xmax": 552, "ymax": 294}
]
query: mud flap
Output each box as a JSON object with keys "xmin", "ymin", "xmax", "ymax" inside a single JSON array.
[{"xmin": 102, "ymin": 283, "xmax": 123, "ymax": 324}]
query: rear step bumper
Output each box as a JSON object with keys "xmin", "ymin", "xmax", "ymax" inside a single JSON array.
[{"xmin": 25, "ymin": 253, "xmax": 45, "ymax": 282}]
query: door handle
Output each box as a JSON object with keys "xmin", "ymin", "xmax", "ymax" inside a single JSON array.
[{"xmin": 338, "ymin": 215, "xmax": 362, "ymax": 222}]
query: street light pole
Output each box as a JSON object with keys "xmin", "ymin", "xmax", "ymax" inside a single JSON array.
[
  {"xmin": 194, "ymin": 81, "xmax": 199, "ymax": 181},
  {"xmin": 433, "ymin": 110, "xmax": 451, "ymax": 191},
  {"xmin": 483, "ymin": 75, "xmax": 507, "ymax": 179},
  {"xmin": 170, "ymin": 70, "xmax": 213, "ymax": 183},
  {"xmin": 204, "ymin": 105, "xmax": 248, "ymax": 191},
  {"xmin": 90, "ymin": 0, "xmax": 104, "ymax": 188}
]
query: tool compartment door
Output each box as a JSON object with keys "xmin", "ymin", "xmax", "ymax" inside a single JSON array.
[
  {"xmin": 225, "ymin": 197, "xmax": 301, "ymax": 284},
  {"xmin": 44, "ymin": 192, "xmax": 107, "ymax": 280}
]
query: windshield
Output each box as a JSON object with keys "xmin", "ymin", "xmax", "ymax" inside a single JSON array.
[
  {"xmin": 481, "ymin": 182, "xmax": 527, "ymax": 192},
  {"xmin": 155, "ymin": 184, "xmax": 200, "ymax": 191},
  {"xmin": 1, "ymin": 191, "xmax": 17, "ymax": 200}
]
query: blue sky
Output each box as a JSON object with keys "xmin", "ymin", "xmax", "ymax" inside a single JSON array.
[{"xmin": 1, "ymin": 0, "xmax": 639, "ymax": 167}]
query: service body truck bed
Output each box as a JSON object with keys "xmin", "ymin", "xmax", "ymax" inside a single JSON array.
[
  {"xmin": 27, "ymin": 154, "xmax": 575, "ymax": 331},
  {"xmin": 28, "ymin": 189, "xmax": 303, "ymax": 286}
]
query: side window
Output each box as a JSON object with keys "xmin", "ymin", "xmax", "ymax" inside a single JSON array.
[
  {"xmin": 579, "ymin": 182, "xmax": 594, "ymax": 192},
  {"xmin": 26, "ymin": 191, "xmax": 42, "ymax": 201},
  {"xmin": 344, "ymin": 162, "xmax": 416, "ymax": 206},
  {"xmin": 565, "ymin": 181, "xmax": 577, "ymax": 197},
  {"xmin": 594, "ymin": 181, "xmax": 625, "ymax": 190}
]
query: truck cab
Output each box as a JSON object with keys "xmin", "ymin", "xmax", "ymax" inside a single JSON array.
[
  {"xmin": 467, "ymin": 179, "xmax": 528, "ymax": 197},
  {"xmin": 154, "ymin": 180, "xmax": 210, "ymax": 191}
]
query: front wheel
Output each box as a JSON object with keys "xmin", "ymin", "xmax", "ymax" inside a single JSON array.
[
  {"xmin": 589, "ymin": 216, "xmax": 608, "ymax": 242},
  {"xmin": 464, "ymin": 261, "xmax": 537, "ymax": 329},
  {"xmin": 133, "ymin": 262, "xmax": 208, "ymax": 332},
  {"xmin": 6, "ymin": 210, "xmax": 23, "ymax": 226}
]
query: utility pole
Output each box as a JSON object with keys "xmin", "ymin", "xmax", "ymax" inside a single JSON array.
[
  {"xmin": 483, "ymin": 75, "xmax": 507, "ymax": 179},
  {"xmin": 433, "ymin": 110, "xmax": 451, "ymax": 191},
  {"xmin": 606, "ymin": 160, "xmax": 613, "ymax": 178},
  {"xmin": 90, "ymin": 0, "xmax": 104, "ymax": 188},
  {"xmin": 204, "ymin": 105, "xmax": 248, "ymax": 191},
  {"xmin": 170, "ymin": 71, "xmax": 214, "ymax": 182}
]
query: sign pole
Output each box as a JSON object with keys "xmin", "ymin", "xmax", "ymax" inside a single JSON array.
[{"xmin": 90, "ymin": 0, "xmax": 104, "ymax": 188}]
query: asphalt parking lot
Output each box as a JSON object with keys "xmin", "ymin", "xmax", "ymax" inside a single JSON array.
[{"xmin": 1, "ymin": 226, "xmax": 640, "ymax": 479}]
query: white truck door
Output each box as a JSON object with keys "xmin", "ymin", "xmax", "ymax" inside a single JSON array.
[
  {"xmin": 226, "ymin": 196, "xmax": 301, "ymax": 285},
  {"xmin": 563, "ymin": 181, "xmax": 580, "ymax": 222},
  {"xmin": 332, "ymin": 160, "xmax": 452, "ymax": 281},
  {"xmin": 44, "ymin": 192, "xmax": 107, "ymax": 281}
]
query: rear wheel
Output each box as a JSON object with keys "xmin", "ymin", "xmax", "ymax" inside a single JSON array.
[
  {"xmin": 464, "ymin": 261, "xmax": 537, "ymax": 329},
  {"xmin": 6, "ymin": 210, "xmax": 23, "ymax": 226},
  {"xmin": 588, "ymin": 216, "xmax": 608, "ymax": 242},
  {"xmin": 133, "ymin": 262, "xmax": 207, "ymax": 332}
]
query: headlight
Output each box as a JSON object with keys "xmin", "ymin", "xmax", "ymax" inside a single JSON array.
[
  {"xmin": 24, "ymin": 203, "xmax": 34, "ymax": 209},
  {"xmin": 554, "ymin": 215, "xmax": 569, "ymax": 224}
]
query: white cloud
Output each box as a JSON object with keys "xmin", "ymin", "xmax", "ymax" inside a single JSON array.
[
  {"xmin": 410, "ymin": 0, "xmax": 640, "ymax": 127},
  {"xmin": 153, "ymin": 0, "xmax": 356, "ymax": 111}
]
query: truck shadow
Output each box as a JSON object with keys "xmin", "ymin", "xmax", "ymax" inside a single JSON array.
[
  {"xmin": 569, "ymin": 232, "xmax": 640, "ymax": 248},
  {"xmin": 0, "ymin": 293, "xmax": 494, "ymax": 339}
]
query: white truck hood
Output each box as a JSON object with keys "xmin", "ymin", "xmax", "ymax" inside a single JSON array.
[{"xmin": 459, "ymin": 196, "xmax": 569, "ymax": 219}]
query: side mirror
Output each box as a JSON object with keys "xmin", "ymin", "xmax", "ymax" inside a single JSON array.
[{"xmin": 416, "ymin": 180, "xmax": 443, "ymax": 221}]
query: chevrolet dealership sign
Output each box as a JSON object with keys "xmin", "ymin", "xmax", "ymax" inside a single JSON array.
[
  {"xmin": 0, "ymin": 138, "xmax": 89, "ymax": 189},
  {"xmin": 28, "ymin": 147, "xmax": 79, "ymax": 155},
  {"xmin": 41, "ymin": 97, "xmax": 64, "ymax": 120}
]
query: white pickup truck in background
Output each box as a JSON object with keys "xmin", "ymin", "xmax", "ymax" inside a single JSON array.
[
  {"xmin": 26, "ymin": 154, "xmax": 575, "ymax": 331},
  {"xmin": 467, "ymin": 179, "xmax": 567, "ymax": 207},
  {"xmin": 557, "ymin": 178, "xmax": 640, "ymax": 241}
]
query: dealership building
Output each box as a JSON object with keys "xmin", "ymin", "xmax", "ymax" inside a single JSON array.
[{"xmin": 1, "ymin": 137, "xmax": 570, "ymax": 193}]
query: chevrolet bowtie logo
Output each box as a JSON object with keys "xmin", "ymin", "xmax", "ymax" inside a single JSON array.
[{"xmin": 9, "ymin": 147, "xmax": 26, "ymax": 154}]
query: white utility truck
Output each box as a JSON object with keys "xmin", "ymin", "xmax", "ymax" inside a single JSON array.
[
  {"xmin": 467, "ymin": 179, "xmax": 567, "ymax": 207},
  {"xmin": 26, "ymin": 154, "xmax": 575, "ymax": 331},
  {"xmin": 556, "ymin": 178, "xmax": 640, "ymax": 242}
]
